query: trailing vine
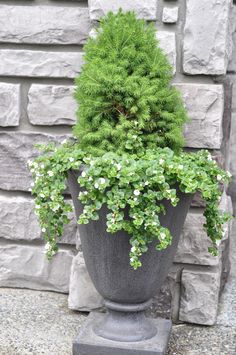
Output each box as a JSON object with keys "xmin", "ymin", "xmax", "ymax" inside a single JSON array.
[{"xmin": 30, "ymin": 142, "xmax": 231, "ymax": 269}]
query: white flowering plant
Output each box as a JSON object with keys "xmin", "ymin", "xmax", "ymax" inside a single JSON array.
[{"xmin": 30, "ymin": 142, "xmax": 231, "ymax": 270}]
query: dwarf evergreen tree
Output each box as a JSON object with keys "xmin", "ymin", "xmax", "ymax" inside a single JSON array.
[{"xmin": 73, "ymin": 10, "xmax": 188, "ymax": 156}]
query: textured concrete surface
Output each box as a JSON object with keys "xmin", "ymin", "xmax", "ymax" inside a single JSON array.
[
  {"xmin": 0, "ymin": 50, "xmax": 83, "ymax": 78},
  {"xmin": 0, "ymin": 83, "xmax": 20, "ymax": 127},
  {"xmin": 0, "ymin": 196, "xmax": 77, "ymax": 244},
  {"xmin": 68, "ymin": 252, "xmax": 104, "ymax": 312},
  {"xmin": 156, "ymin": 31, "xmax": 176, "ymax": 74},
  {"xmin": 0, "ymin": 245, "xmax": 74, "ymax": 293},
  {"xmin": 162, "ymin": 7, "xmax": 178, "ymax": 24},
  {"xmin": 0, "ymin": 132, "xmax": 69, "ymax": 191},
  {"xmin": 0, "ymin": 5, "xmax": 91, "ymax": 45},
  {"xmin": 183, "ymin": 0, "xmax": 232, "ymax": 75},
  {"xmin": 28, "ymin": 85, "xmax": 76, "ymax": 126},
  {"xmin": 0, "ymin": 288, "xmax": 87, "ymax": 355},
  {"xmin": 88, "ymin": 0, "xmax": 158, "ymax": 20},
  {"xmin": 176, "ymin": 83, "xmax": 224, "ymax": 149}
]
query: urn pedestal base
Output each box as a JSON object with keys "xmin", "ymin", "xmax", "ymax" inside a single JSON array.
[{"xmin": 73, "ymin": 312, "xmax": 172, "ymax": 355}]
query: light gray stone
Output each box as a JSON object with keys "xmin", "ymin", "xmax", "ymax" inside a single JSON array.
[
  {"xmin": 179, "ymin": 269, "xmax": 221, "ymax": 325},
  {"xmin": 0, "ymin": 196, "xmax": 40, "ymax": 242},
  {"xmin": 0, "ymin": 50, "xmax": 83, "ymax": 78},
  {"xmin": 0, "ymin": 244, "xmax": 74, "ymax": 293},
  {"xmin": 146, "ymin": 266, "xmax": 180, "ymax": 322},
  {"xmin": 229, "ymin": 34, "xmax": 236, "ymax": 72},
  {"xmin": 0, "ymin": 195, "xmax": 77, "ymax": 244},
  {"xmin": 0, "ymin": 6, "xmax": 91, "ymax": 45},
  {"xmin": 183, "ymin": 0, "xmax": 232, "ymax": 75},
  {"xmin": 88, "ymin": 0, "xmax": 158, "ymax": 20},
  {"xmin": 0, "ymin": 132, "xmax": 70, "ymax": 191},
  {"xmin": 156, "ymin": 31, "xmax": 176, "ymax": 73},
  {"xmin": 0, "ymin": 83, "xmax": 20, "ymax": 127},
  {"xmin": 175, "ymin": 192, "xmax": 232, "ymax": 266},
  {"xmin": 229, "ymin": 109, "xmax": 236, "ymax": 206},
  {"xmin": 175, "ymin": 84, "xmax": 224, "ymax": 149},
  {"xmin": 162, "ymin": 7, "xmax": 178, "ymax": 23},
  {"xmin": 28, "ymin": 85, "xmax": 76, "ymax": 126},
  {"xmin": 68, "ymin": 252, "xmax": 104, "ymax": 311}
]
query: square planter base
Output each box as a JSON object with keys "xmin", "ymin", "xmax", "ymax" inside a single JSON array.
[{"xmin": 73, "ymin": 312, "xmax": 172, "ymax": 355}]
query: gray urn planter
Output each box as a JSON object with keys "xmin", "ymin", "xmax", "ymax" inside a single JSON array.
[{"xmin": 68, "ymin": 170, "xmax": 192, "ymax": 354}]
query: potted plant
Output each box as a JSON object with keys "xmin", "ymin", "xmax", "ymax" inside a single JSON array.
[{"xmin": 29, "ymin": 10, "xmax": 231, "ymax": 354}]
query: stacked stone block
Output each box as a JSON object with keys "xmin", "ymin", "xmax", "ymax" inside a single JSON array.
[{"xmin": 0, "ymin": 0, "xmax": 233, "ymax": 325}]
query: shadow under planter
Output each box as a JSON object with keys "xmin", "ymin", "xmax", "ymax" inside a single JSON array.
[{"xmin": 68, "ymin": 170, "xmax": 192, "ymax": 355}]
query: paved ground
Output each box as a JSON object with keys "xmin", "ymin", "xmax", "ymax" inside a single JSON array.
[
  {"xmin": 0, "ymin": 288, "xmax": 87, "ymax": 354},
  {"xmin": 0, "ymin": 221, "xmax": 235, "ymax": 355}
]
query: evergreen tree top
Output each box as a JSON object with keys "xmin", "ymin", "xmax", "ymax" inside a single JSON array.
[{"xmin": 73, "ymin": 10, "xmax": 188, "ymax": 156}]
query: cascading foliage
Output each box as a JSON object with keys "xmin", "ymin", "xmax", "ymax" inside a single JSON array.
[{"xmin": 30, "ymin": 11, "xmax": 232, "ymax": 269}]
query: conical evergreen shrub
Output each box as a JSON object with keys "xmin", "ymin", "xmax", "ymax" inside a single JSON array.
[{"xmin": 73, "ymin": 10, "xmax": 188, "ymax": 156}]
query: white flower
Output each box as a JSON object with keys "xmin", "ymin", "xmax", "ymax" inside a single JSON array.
[
  {"xmin": 217, "ymin": 175, "xmax": 222, "ymax": 182},
  {"xmin": 131, "ymin": 246, "xmax": 137, "ymax": 252},
  {"xmin": 40, "ymin": 193, "xmax": 45, "ymax": 198},
  {"xmin": 159, "ymin": 159, "xmax": 164, "ymax": 165},
  {"xmin": 48, "ymin": 171, "xmax": 54, "ymax": 177},
  {"xmin": 99, "ymin": 178, "xmax": 106, "ymax": 184},
  {"xmin": 88, "ymin": 176, "xmax": 93, "ymax": 181},
  {"xmin": 134, "ymin": 197, "xmax": 138, "ymax": 201},
  {"xmin": 94, "ymin": 183, "xmax": 99, "ymax": 189},
  {"xmin": 160, "ymin": 232, "xmax": 166, "ymax": 240},
  {"xmin": 30, "ymin": 182, "xmax": 34, "ymax": 187},
  {"xmin": 81, "ymin": 171, "xmax": 86, "ymax": 177},
  {"xmin": 130, "ymin": 257, "xmax": 135, "ymax": 262},
  {"xmin": 30, "ymin": 168, "xmax": 35, "ymax": 173},
  {"xmin": 215, "ymin": 239, "xmax": 221, "ymax": 246},
  {"xmin": 41, "ymin": 164, "xmax": 45, "ymax": 169},
  {"xmin": 61, "ymin": 139, "xmax": 67, "ymax": 145},
  {"xmin": 132, "ymin": 135, "xmax": 137, "ymax": 139},
  {"xmin": 178, "ymin": 165, "xmax": 183, "ymax": 170},
  {"xmin": 207, "ymin": 154, "xmax": 212, "ymax": 161},
  {"xmin": 227, "ymin": 171, "xmax": 232, "ymax": 178},
  {"xmin": 134, "ymin": 190, "xmax": 140, "ymax": 196},
  {"xmin": 28, "ymin": 160, "xmax": 33, "ymax": 167},
  {"xmin": 35, "ymin": 205, "xmax": 40, "ymax": 210},
  {"xmin": 144, "ymin": 181, "xmax": 149, "ymax": 186},
  {"xmin": 69, "ymin": 157, "xmax": 74, "ymax": 162},
  {"xmin": 116, "ymin": 163, "xmax": 122, "ymax": 170},
  {"xmin": 45, "ymin": 242, "xmax": 50, "ymax": 251},
  {"xmin": 42, "ymin": 227, "xmax": 46, "ymax": 233}
]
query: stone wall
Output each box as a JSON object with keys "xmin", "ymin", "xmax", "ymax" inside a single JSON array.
[
  {"xmin": 228, "ymin": 4, "xmax": 236, "ymax": 212},
  {"xmin": 0, "ymin": 0, "xmax": 233, "ymax": 325}
]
